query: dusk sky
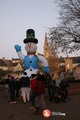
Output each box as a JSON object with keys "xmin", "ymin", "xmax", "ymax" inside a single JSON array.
[
  {"xmin": 0, "ymin": 0, "xmax": 79, "ymax": 60},
  {"xmin": 0, "ymin": 0, "xmax": 59, "ymax": 59}
]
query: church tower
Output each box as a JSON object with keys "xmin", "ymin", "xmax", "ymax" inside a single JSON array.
[
  {"xmin": 43, "ymin": 33, "xmax": 50, "ymax": 59},
  {"xmin": 43, "ymin": 32, "xmax": 59, "ymax": 74}
]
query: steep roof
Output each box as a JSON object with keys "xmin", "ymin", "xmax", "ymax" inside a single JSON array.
[
  {"xmin": 59, "ymin": 56, "xmax": 80, "ymax": 64},
  {"xmin": 0, "ymin": 59, "xmax": 7, "ymax": 66},
  {"xmin": 73, "ymin": 63, "xmax": 80, "ymax": 70},
  {"xmin": 71, "ymin": 57, "xmax": 80, "ymax": 63}
]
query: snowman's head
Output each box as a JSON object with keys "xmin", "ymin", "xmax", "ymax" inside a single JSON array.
[
  {"xmin": 23, "ymin": 29, "xmax": 38, "ymax": 53},
  {"xmin": 25, "ymin": 42, "xmax": 37, "ymax": 52}
]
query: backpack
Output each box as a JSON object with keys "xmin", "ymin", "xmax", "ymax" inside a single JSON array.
[{"xmin": 36, "ymin": 80, "xmax": 45, "ymax": 95}]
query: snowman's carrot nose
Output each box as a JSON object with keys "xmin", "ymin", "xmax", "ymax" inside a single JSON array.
[{"xmin": 28, "ymin": 44, "xmax": 31, "ymax": 48}]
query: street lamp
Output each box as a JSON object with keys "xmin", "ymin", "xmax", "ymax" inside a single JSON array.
[{"xmin": 66, "ymin": 64, "xmax": 70, "ymax": 73}]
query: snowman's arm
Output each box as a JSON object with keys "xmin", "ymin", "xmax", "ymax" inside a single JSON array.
[
  {"xmin": 38, "ymin": 55, "xmax": 50, "ymax": 74},
  {"xmin": 17, "ymin": 51, "xmax": 25, "ymax": 60},
  {"xmin": 14, "ymin": 45, "xmax": 25, "ymax": 60}
]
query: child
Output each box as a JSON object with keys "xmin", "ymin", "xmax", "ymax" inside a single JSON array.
[{"xmin": 29, "ymin": 74, "xmax": 37, "ymax": 109}]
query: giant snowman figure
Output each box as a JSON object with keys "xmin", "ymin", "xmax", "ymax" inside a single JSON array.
[{"xmin": 15, "ymin": 29, "xmax": 50, "ymax": 77}]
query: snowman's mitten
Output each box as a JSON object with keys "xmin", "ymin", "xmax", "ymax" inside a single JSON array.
[
  {"xmin": 43, "ymin": 66, "xmax": 50, "ymax": 74},
  {"xmin": 14, "ymin": 45, "xmax": 21, "ymax": 52}
]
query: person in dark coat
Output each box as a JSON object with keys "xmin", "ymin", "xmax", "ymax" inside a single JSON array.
[
  {"xmin": 44, "ymin": 73, "xmax": 53, "ymax": 101},
  {"xmin": 5, "ymin": 74, "xmax": 11, "ymax": 98},
  {"xmin": 59, "ymin": 79, "xmax": 69, "ymax": 102},
  {"xmin": 15, "ymin": 77, "xmax": 20, "ymax": 99},
  {"xmin": 9, "ymin": 76, "xmax": 16, "ymax": 104}
]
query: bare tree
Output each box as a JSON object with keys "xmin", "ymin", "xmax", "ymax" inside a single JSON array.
[{"xmin": 49, "ymin": 0, "xmax": 80, "ymax": 54}]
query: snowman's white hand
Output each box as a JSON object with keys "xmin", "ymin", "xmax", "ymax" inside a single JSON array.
[{"xmin": 43, "ymin": 66, "xmax": 50, "ymax": 74}]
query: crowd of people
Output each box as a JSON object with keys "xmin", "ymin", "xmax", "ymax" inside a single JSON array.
[{"xmin": 5, "ymin": 71, "xmax": 69, "ymax": 114}]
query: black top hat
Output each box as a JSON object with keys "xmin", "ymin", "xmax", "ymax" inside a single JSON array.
[{"xmin": 23, "ymin": 29, "xmax": 38, "ymax": 44}]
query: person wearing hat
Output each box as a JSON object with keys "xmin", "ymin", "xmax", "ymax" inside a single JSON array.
[
  {"xmin": 19, "ymin": 72, "xmax": 30, "ymax": 103},
  {"xmin": 14, "ymin": 29, "xmax": 50, "ymax": 77}
]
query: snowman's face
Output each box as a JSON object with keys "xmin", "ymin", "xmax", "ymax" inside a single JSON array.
[{"xmin": 25, "ymin": 42, "xmax": 37, "ymax": 52}]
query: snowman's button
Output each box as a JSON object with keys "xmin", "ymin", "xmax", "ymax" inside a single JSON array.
[
  {"xmin": 30, "ymin": 69, "xmax": 32, "ymax": 71},
  {"xmin": 30, "ymin": 61, "xmax": 32, "ymax": 63}
]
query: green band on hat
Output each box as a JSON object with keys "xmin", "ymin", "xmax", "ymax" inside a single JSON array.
[{"xmin": 27, "ymin": 33, "xmax": 35, "ymax": 38}]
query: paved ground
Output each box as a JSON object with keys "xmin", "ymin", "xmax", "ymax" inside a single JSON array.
[{"xmin": 0, "ymin": 86, "xmax": 80, "ymax": 120}]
